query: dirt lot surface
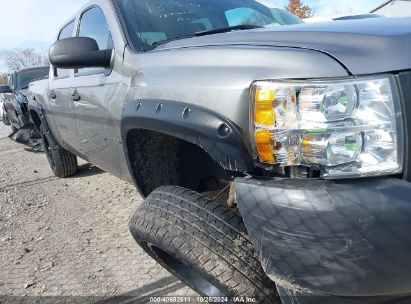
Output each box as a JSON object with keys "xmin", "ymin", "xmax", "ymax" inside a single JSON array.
[{"xmin": 0, "ymin": 124, "xmax": 196, "ymax": 301}]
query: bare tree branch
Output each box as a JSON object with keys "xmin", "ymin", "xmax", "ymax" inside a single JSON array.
[
  {"xmin": 331, "ymin": 4, "xmax": 355, "ymax": 16},
  {"xmin": 5, "ymin": 49, "xmax": 49, "ymax": 71},
  {"xmin": 309, "ymin": 0, "xmax": 320, "ymax": 17}
]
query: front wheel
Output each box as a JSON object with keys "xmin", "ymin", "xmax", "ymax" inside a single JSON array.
[
  {"xmin": 129, "ymin": 186, "xmax": 279, "ymax": 303},
  {"xmin": 40, "ymin": 124, "xmax": 77, "ymax": 178}
]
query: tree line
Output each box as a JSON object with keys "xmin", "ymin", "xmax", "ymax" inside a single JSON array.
[
  {"xmin": 4, "ymin": 49, "xmax": 49, "ymax": 72},
  {"xmin": 0, "ymin": 73, "xmax": 7, "ymax": 85}
]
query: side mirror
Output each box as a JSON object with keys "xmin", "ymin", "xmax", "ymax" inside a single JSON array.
[
  {"xmin": 0, "ymin": 85, "xmax": 12, "ymax": 94},
  {"xmin": 49, "ymin": 37, "xmax": 113, "ymax": 69}
]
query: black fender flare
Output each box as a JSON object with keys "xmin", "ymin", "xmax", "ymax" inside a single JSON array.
[
  {"xmin": 121, "ymin": 99, "xmax": 254, "ymax": 173},
  {"xmin": 28, "ymin": 99, "xmax": 52, "ymax": 135}
]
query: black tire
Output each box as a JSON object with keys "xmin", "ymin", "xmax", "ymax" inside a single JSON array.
[
  {"xmin": 129, "ymin": 186, "xmax": 280, "ymax": 304},
  {"xmin": 11, "ymin": 125, "xmax": 18, "ymax": 133},
  {"xmin": 40, "ymin": 124, "xmax": 77, "ymax": 178}
]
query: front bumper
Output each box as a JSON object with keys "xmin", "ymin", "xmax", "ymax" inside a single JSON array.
[{"xmin": 235, "ymin": 177, "xmax": 411, "ymax": 302}]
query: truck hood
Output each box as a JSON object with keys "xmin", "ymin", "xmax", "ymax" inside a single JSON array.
[{"xmin": 157, "ymin": 17, "xmax": 411, "ymax": 76}]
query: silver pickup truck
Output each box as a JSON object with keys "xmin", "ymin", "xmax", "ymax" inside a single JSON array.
[{"xmin": 15, "ymin": 0, "xmax": 411, "ymax": 303}]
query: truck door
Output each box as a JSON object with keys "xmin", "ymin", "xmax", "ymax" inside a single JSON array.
[
  {"xmin": 70, "ymin": 6, "xmax": 126, "ymax": 176},
  {"xmin": 48, "ymin": 20, "xmax": 80, "ymax": 152}
]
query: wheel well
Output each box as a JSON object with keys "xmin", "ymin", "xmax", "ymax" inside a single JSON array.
[
  {"xmin": 29, "ymin": 110, "xmax": 41, "ymax": 132},
  {"xmin": 127, "ymin": 129, "xmax": 229, "ymax": 197}
]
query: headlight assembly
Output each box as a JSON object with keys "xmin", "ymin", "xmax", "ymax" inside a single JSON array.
[{"xmin": 250, "ymin": 76, "xmax": 404, "ymax": 178}]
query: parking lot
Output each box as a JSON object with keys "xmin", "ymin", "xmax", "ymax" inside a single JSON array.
[{"xmin": 0, "ymin": 123, "xmax": 195, "ymax": 301}]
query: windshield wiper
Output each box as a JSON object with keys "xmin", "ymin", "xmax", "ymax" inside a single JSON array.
[
  {"xmin": 153, "ymin": 24, "xmax": 263, "ymax": 47},
  {"xmin": 194, "ymin": 24, "xmax": 263, "ymax": 37}
]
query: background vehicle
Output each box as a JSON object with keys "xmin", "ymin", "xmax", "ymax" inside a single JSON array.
[
  {"xmin": 1, "ymin": 93, "xmax": 13, "ymax": 125},
  {"xmin": 334, "ymin": 13, "xmax": 383, "ymax": 21},
  {"xmin": 27, "ymin": 0, "xmax": 411, "ymax": 303},
  {"xmin": 0, "ymin": 66, "xmax": 49, "ymax": 132},
  {"xmin": 371, "ymin": 0, "xmax": 411, "ymax": 17},
  {"xmin": 305, "ymin": 13, "xmax": 383, "ymax": 23},
  {"xmin": 1, "ymin": 94, "xmax": 5, "ymax": 122}
]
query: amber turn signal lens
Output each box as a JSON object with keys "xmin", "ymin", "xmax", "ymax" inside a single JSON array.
[
  {"xmin": 255, "ymin": 130, "xmax": 275, "ymax": 163},
  {"xmin": 255, "ymin": 89, "xmax": 274, "ymax": 125}
]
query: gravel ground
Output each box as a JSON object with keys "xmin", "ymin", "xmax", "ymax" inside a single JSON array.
[{"xmin": 0, "ymin": 123, "xmax": 196, "ymax": 302}]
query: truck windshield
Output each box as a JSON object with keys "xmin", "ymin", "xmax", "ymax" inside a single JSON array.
[
  {"xmin": 116, "ymin": 0, "xmax": 303, "ymax": 51},
  {"xmin": 16, "ymin": 67, "xmax": 49, "ymax": 91}
]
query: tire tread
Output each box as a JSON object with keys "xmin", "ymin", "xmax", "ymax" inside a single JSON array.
[
  {"xmin": 130, "ymin": 186, "xmax": 279, "ymax": 303},
  {"xmin": 40, "ymin": 124, "xmax": 77, "ymax": 178}
]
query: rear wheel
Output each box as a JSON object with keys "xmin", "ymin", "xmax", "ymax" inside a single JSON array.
[
  {"xmin": 129, "ymin": 186, "xmax": 280, "ymax": 303},
  {"xmin": 40, "ymin": 124, "xmax": 77, "ymax": 177}
]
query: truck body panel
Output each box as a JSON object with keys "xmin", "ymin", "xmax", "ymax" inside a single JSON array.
[{"xmin": 27, "ymin": 0, "xmax": 411, "ymax": 301}]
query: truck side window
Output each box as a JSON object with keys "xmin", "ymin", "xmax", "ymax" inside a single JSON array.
[
  {"xmin": 55, "ymin": 20, "xmax": 75, "ymax": 79},
  {"xmin": 76, "ymin": 7, "xmax": 113, "ymax": 75}
]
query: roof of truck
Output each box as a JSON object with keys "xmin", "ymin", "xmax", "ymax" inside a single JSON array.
[{"xmin": 11, "ymin": 66, "xmax": 49, "ymax": 74}]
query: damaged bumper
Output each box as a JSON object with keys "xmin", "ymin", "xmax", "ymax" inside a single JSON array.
[
  {"xmin": 9, "ymin": 123, "xmax": 43, "ymax": 152},
  {"xmin": 235, "ymin": 177, "xmax": 411, "ymax": 303}
]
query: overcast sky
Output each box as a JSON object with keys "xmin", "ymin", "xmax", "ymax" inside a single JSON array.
[{"xmin": 0, "ymin": 0, "xmax": 384, "ymax": 72}]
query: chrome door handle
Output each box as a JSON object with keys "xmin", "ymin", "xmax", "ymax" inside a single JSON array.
[
  {"xmin": 71, "ymin": 91, "xmax": 81, "ymax": 101},
  {"xmin": 48, "ymin": 91, "xmax": 56, "ymax": 99}
]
